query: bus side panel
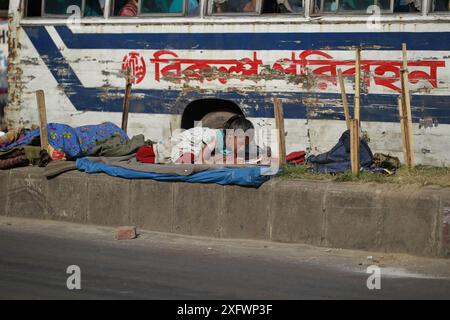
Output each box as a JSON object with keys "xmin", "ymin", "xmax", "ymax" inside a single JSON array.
[{"xmin": 5, "ymin": 23, "xmax": 450, "ymax": 166}]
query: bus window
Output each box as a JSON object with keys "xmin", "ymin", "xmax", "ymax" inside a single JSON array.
[
  {"xmin": 0, "ymin": 0, "xmax": 6, "ymax": 21},
  {"xmin": 312, "ymin": 0, "xmax": 422, "ymax": 14},
  {"xmin": 431, "ymin": 0, "xmax": 450, "ymax": 11},
  {"xmin": 85, "ymin": 0, "xmax": 105, "ymax": 16},
  {"xmin": 337, "ymin": 0, "xmax": 390, "ymax": 12},
  {"xmin": 141, "ymin": 0, "xmax": 175, "ymax": 13},
  {"xmin": 187, "ymin": 0, "xmax": 201, "ymax": 15},
  {"xmin": 394, "ymin": 0, "xmax": 421, "ymax": 12},
  {"xmin": 262, "ymin": 0, "xmax": 305, "ymax": 14},
  {"xmin": 44, "ymin": 0, "xmax": 83, "ymax": 15},
  {"xmin": 314, "ymin": 0, "xmax": 337, "ymax": 12},
  {"xmin": 0, "ymin": 0, "xmax": 8, "ymax": 10},
  {"xmin": 31, "ymin": 0, "xmax": 104, "ymax": 17},
  {"xmin": 114, "ymin": 0, "xmax": 199, "ymax": 16},
  {"xmin": 210, "ymin": 0, "xmax": 261, "ymax": 14},
  {"xmin": 26, "ymin": 0, "xmax": 42, "ymax": 17},
  {"xmin": 374, "ymin": 0, "xmax": 391, "ymax": 10},
  {"xmin": 115, "ymin": 0, "xmax": 138, "ymax": 16},
  {"xmin": 172, "ymin": 0, "xmax": 200, "ymax": 16}
]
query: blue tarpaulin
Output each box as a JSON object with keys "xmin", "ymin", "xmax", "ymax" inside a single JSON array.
[{"xmin": 76, "ymin": 158, "xmax": 277, "ymax": 187}]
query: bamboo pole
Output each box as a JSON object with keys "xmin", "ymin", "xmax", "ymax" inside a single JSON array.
[
  {"xmin": 337, "ymin": 69, "xmax": 351, "ymax": 130},
  {"xmin": 36, "ymin": 90, "xmax": 49, "ymax": 151},
  {"xmin": 350, "ymin": 118, "xmax": 360, "ymax": 176},
  {"xmin": 121, "ymin": 68, "xmax": 132, "ymax": 133},
  {"xmin": 354, "ymin": 47, "xmax": 361, "ymax": 122},
  {"xmin": 400, "ymin": 43, "xmax": 415, "ymax": 168},
  {"xmin": 273, "ymin": 97, "xmax": 287, "ymax": 166}
]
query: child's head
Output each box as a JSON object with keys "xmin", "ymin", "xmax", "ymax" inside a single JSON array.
[
  {"xmin": 224, "ymin": 115, "xmax": 254, "ymax": 132},
  {"xmin": 223, "ymin": 115, "xmax": 255, "ymax": 152}
]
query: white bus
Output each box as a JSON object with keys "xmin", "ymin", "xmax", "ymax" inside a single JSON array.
[
  {"xmin": 4, "ymin": 0, "xmax": 450, "ymax": 165},
  {"xmin": 0, "ymin": 0, "xmax": 8, "ymax": 121}
]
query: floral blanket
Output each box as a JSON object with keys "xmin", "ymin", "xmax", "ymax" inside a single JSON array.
[
  {"xmin": 0, "ymin": 122, "xmax": 128, "ymax": 160},
  {"xmin": 47, "ymin": 122, "xmax": 128, "ymax": 159}
]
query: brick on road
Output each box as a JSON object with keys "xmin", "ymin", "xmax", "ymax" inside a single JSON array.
[{"xmin": 115, "ymin": 226, "xmax": 137, "ymax": 240}]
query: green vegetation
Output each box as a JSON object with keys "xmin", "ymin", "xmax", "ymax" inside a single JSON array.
[{"xmin": 281, "ymin": 165, "xmax": 450, "ymax": 188}]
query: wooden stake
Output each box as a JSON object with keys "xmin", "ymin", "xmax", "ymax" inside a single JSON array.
[
  {"xmin": 400, "ymin": 43, "xmax": 415, "ymax": 168},
  {"xmin": 351, "ymin": 48, "xmax": 361, "ymax": 176},
  {"xmin": 36, "ymin": 90, "xmax": 49, "ymax": 151},
  {"xmin": 121, "ymin": 68, "xmax": 132, "ymax": 133},
  {"xmin": 337, "ymin": 69, "xmax": 351, "ymax": 130},
  {"xmin": 273, "ymin": 97, "xmax": 287, "ymax": 166},
  {"xmin": 397, "ymin": 96, "xmax": 409, "ymax": 166},
  {"xmin": 354, "ymin": 47, "xmax": 361, "ymax": 122},
  {"xmin": 350, "ymin": 119, "xmax": 360, "ymax": 176}
]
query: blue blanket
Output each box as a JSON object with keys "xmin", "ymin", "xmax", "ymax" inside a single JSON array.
[{"xmin": 76, "ymin": 158, "xmax": 276, "ymax": 187}]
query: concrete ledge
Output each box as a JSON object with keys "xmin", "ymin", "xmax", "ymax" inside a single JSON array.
[{"xmin": 1, "ymin": 167, "xmax": 449, "ymax": 258}]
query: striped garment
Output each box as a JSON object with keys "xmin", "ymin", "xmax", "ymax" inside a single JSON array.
[{"xmin": 119, "ymin": 1, "xmax": 138, "ymax": 16}]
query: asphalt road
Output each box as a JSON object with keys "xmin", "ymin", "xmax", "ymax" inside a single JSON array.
[{"xmin": 1, "ymin": 217, "xmax": 450, "ymax": 300}]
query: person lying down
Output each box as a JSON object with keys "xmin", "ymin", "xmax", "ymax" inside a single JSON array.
[{"xmin": 136, "ymin": 115, "xmax": 272, "ymax": 166}]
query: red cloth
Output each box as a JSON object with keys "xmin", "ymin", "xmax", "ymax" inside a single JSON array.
[
  {"xmin": 286, "ymin": 151, "xmax": 306, "ymax": 162},
  {"xmin": 119, "ymin": 1, "xmax": 138, "ymax": 16},
  {"xmin": 286, "ymin": 151, "xmax": 306, "ymax": 166},
  {"xmin": 136, "ymin": 145, "xmax": 155, "ymax": 164},
  {"xmin": 289, "ymin": 158, "xmax": 305, "ymax": 165}
]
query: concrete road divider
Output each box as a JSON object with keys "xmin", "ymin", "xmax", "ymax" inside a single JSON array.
[{"xmin": 0, "ymin": 167, "xmax": 449, "ymax": 258}]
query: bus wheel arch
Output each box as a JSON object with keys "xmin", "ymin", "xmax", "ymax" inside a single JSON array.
[{"xmin": 181, "ymin": 99, "xmax": 244, "ymax": 129}]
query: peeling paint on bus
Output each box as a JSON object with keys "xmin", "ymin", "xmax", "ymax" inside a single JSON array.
[{"xmin": 4, "ymin": 1, "xmax": 450, "ymax": 166}]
